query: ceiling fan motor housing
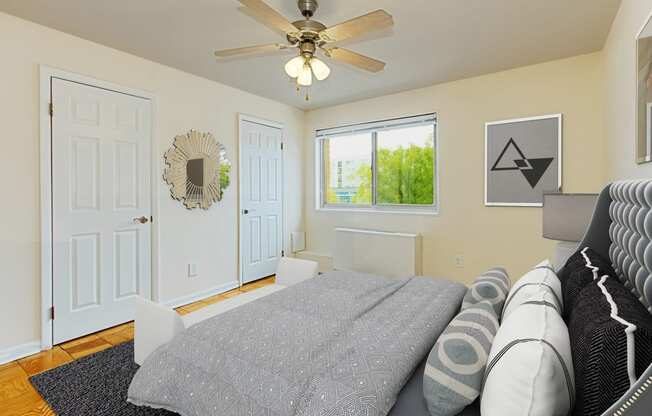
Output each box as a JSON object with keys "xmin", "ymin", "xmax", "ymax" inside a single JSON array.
[
  {"xmin": 299, "ymin": 41, "xmax": 316, "ymax": 58},
  {"xmin": 288, "ymin": 19, "xmax": 326, "ymax": 47},
  {"xmin": 297, "ymin": 0, "xmax": 318, "ymax": 18}
]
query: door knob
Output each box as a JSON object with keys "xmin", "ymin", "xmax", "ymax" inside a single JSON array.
[
  {"xmin": 133, "ymin": 216, "xmax": 149, "ymax": 224},
  {"xmin": 243, "ymin": 209, "xmax": 249, "ymax": 215}
]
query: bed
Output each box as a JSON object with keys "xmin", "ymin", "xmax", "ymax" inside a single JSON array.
[
  {"xmin": 129, "ymin": 179, "xmax": 652, "ymax": 416},
  {"xmin": 129, "ymin": 271, "xmax": 467, "ymax": 415}
]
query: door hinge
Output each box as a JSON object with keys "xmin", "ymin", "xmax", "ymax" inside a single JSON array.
[
  {"xmin": 50, "ymin": 306, "xmax": 55, "ymax": 320},
  {"xmin": 280, "ymin": 142, "xmax": 284, "ymax": 150},
  {"xmin": 48, "ymin": 102, "xmax": 54, "ymax": 117},
  {"xmin": 150, "ymin": 215, "xmax": 154, "ymax": 223}
]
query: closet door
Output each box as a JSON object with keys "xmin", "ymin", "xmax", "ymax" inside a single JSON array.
[{"xmin": 51, "ymin": 78, "xmax": 152, "ymax": 343}]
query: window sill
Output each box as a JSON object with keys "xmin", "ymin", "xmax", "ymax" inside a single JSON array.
[{"xmin": 316, "ymin": 206, "xmax": 439, "ymax": 216}]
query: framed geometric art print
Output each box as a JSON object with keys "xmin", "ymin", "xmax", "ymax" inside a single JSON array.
[{"xmin": 484, "ymin": 114, "xmax": 562, "ymax": 207}]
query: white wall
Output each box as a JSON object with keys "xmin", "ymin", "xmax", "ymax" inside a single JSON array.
[
  {"xmin": 0, "ymin": 12, "xmax": 305, "ymax": 353},
  {"xmin": 303, "ymin": 53, "xmax": 607, "ymax": 285},
  {"xmin": 604, "ymin": 0, "xmax": 652, "ymax": 180}
]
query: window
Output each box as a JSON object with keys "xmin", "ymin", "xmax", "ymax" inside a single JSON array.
[{"xmin": 317, "ymin": 114, "xmax": 437, "ymax": 213}]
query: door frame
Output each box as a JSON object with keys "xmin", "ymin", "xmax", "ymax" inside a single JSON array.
[
  {"xmin": 237, "ymin": 113, "xmax": 285, "ymax": 287},
  {"xmin": 39, "ymin": 66, "xmax": 159, "ymax": 350}
]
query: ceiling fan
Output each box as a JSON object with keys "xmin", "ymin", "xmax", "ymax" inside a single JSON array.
[{"xmin": 214, "ymin": 0, "xmax": 394, "ymax": 100}]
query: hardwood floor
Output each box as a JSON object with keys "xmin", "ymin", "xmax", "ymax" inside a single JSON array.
[{"xmin": 0, "ymin": 276, "xmax": 275, "ymax": 416}]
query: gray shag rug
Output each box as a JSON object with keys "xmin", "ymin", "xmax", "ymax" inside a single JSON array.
[{"xmin": 30, "ymin": 341, "xmax": 177, "ymax": 416}]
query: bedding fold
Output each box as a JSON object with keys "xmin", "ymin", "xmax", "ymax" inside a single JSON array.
[{"xmin": 128, "ymin": 271, "xmax": 466, "ymax": 416}]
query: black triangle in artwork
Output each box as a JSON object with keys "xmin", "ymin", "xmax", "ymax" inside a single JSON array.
[
  {"xmin": 519, "ymin": 158, "xmax": 553, "ymax": 188},
  {"xmin": 491, "ymin": 138, "xmax": 527, "ymax": 171}
]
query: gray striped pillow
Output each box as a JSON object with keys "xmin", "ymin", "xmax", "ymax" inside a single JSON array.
[
  {"xmin": 423, "ymin": 301, "xmax": 499, "ymax": 416},
  {"xmin": 461, "ymin": 268, "xmax": 510, "ymax": 317}
]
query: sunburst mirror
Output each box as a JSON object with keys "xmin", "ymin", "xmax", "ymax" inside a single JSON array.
[{"xmin": 163, "ymin": 130, "xmax": 231, "ymax": 209}]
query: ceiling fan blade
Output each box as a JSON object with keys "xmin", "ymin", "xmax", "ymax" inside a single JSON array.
[
  {"xmin": 324, "ymin": 47, "xmax": 386, "ymax": 73},
  {"xmin": 320, "ymin": 10, "xmax": 393, "ymax": 43},
  {"xmin": 214, "ymin": 43, "xmax": 286, "ymax": 57},
  {"xmin": 238, "ymin": 0, "xmax": 298, "ymax": 34}
]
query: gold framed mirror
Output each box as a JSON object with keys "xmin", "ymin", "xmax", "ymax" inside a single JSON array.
[
  {"xmin": 637, "ymin": 12, "xmax": 652, "ymax": 163},
  {"xmin": 163, "ymin": 130, "xmax": 230, "ymax": 209}
]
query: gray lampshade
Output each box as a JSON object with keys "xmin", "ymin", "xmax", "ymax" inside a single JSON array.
[{"xmin": 543, "ymin": 193, "xmax": 598, "ymax": 242}]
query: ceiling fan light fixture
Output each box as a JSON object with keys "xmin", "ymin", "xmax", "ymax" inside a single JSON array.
[
  {"xmin": 284, "ymin": 55, "xmax": 306, "ymax": 78},
  {"xmin": 310, "ymin": 57, "xmax": 330, "ymax": 81},
  {"xmin": 297, "ymin": 63, "xmax": 313, "ymax": 86}
]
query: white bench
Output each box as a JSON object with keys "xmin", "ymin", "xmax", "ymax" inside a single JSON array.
[{"xmin": 134, "ymin": 257, "xmax": 319, "ymax": 365}]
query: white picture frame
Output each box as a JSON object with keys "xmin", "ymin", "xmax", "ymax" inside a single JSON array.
[
  {"xmin": 636, "ymin": 10, "xmax": 652, "ymax": 164},
  {"xmin": 484, "ymin": 114, "xmax": 562, "ymax": 207}
]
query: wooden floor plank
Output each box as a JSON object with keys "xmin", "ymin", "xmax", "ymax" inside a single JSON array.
[
  {"xmin": 0, "ymin": 363, "xmax": 32, "ymax": 401},
  {"xmin": 61, "ymin": 337, "xmax": 112, "ymax": 359},
  {"xmin": 202, "ymin": 294, "xmax": 227, "ymax": 305},
  {"xmin": 58, "ymin": 333, "xmax": 102, "ymax": 350},
  {"xmin": 1, "ymin": 385, "xmax": 54, "ymax": 416},
  {"xmin": 99, "ymin": 328, "xmax": 133, "ymax": 346},
  {"xmin": 95, "ymin": 322, "xmax": 133, "ymax": 338},
  {"xmin": 17, "ymin": 347, "xmax": 73, "ymax": 377},
  {"xmin": 221, "ymin": 289, "xmax": 243, "ymax": 299},
  {"xmin": 179, "ymin": 301, "xmax": 208, "ymax": 313}
]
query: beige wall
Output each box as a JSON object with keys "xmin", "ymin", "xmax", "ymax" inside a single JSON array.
[
  {"xmin": 2, "ymin": 2, "xmax": 636, "ymax": 355},
  {"xmin": 303, "ymin": 53, "xmax": 607, "ymax": 285},
  {"xmin": 0, "ymin": 12, "xmax": 305, "ymax": 352},
  {"xmin": 604, "ymin": 0, "xmax": 652, "ymax": 179}
]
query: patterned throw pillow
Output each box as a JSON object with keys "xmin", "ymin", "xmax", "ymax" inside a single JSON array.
[
  {"xmin": 423, "ymin": 301, "xmax": 499, "ymax": 416},
  {"xmin": 558, "ymin": 247, "xmax": 614, "ymax": 288},
  {"xmin": 562, "ymin": 247, "xmax": 617, "ymax": 319},
  {"xmin": 558, "ymin": 249, "xmax": 588, "ymax": 283},
  {"xmin": 569, "ymin": 276, "xmax": 652, "ymax": 416},
  {"xmin": 501, "ymin": 260, "xmax": 563, "ymax": 320},
  {"xmin": 461, "ymin": 268, "xmax": 510, "ymax": 317}
]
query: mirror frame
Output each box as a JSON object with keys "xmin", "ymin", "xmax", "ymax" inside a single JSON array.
[{"xmin": 163, "ymin": 130, "xmax": 230, "ymax": 209}]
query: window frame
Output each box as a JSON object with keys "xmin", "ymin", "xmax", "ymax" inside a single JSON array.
[{"xmin": 316, "ymin": 113, "xmax": 439, "ymax": 215}]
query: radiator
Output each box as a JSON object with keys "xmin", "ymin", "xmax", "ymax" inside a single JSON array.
[{"xmin": 333, "ymin": 228, "xmax": 422, "ymax": 278}]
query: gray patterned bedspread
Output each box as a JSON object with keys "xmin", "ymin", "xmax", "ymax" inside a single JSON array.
[{"xmin": 128, "ymin": 271, "xmax": 466, "ymax": 416}]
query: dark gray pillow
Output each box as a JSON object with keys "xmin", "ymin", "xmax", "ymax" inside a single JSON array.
[
  {"xmin": 461, "ymin": 268, "xmax": 510, "ymax": 317},
  {"xmin": 423, "ymin": 301, "xmax": 499, "ymax": 416},
  {"xmin": 562, "ymin": 246, "xmax": 617, "ymax": 320},
  {"xmin": 569, "ymin": 277, "xmax": 652, "ymax": 416}
]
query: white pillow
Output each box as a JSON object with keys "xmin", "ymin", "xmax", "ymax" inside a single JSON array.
[
  {"xmin": 501, "ymin": 260, "xmax": 562, "ymax": 320},
  {"xmin": 481, "ymin": 298, "xmax": 574, "ymax": 416}
]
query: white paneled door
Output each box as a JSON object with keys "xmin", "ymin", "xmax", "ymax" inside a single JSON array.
[
  {"xmin": 51, "ymin": 78, "xmax": 152, "ymax": 344},
  {"xmin": 240, "ymin": 119, "xmax": 283, "ymax": 284}
]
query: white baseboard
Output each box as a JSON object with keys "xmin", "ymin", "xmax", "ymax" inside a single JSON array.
[
  {"xmin": 0, "ymin": 341, "xmax": 42, "ymax": 365},
  {"xmin": 163, "ymin": 281, "xmax": 240, "ymax": 309}
]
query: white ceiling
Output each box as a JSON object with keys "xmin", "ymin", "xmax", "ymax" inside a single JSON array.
[{"xmin": 0, "ymin": 0, "xmax": 621, "ymax": 110}]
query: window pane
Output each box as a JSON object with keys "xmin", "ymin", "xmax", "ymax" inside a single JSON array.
[
  {"xmin": 323, "ymin": 133, "xmax": 372, "ymax": 205},
  {"xmin": 376, "ymin": 125, "xmax": 435, "ymax": 205}
]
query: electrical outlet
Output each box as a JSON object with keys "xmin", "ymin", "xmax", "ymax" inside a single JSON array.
[
  {"xmin": 454, "ymin": 255, "xmax": 464, "ymax": 268},
  {"xmin": 188, "ymin": 263, "xmax": 198, "ymax": 278}
]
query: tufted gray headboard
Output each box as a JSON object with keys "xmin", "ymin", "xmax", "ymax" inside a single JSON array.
[
  {"xmin": 575, "ymin": 179, "xmax": 652, "ymax": 415},
  {"xmin": 608, "ymin": 181, "xmax": 652, "ymax": 312}
]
